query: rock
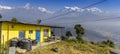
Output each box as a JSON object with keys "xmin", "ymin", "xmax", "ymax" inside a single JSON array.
[
  {"xmin": 110, "ymin": 50, "xmax": 120, "ymax": 54},
  {"xmin": 51, "ymin": 48, "xmax": 58, "ymax": 52},
  {"xmin": 16, "ymin": 48, "xmax": 27, "ymax": 53}
]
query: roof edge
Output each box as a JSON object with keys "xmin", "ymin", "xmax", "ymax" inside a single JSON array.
[{"xmin": 0, "ymin": 21, "xmax": 64, "ymax": 28}]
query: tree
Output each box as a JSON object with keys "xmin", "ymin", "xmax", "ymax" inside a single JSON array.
[
  {"xmin": 74, "ymin": 24, "xmax": 84, "ymax": 42},
  {"xmin": 11, "ymin": 17, "xmax": 18, "ymax": 22},
  {"xmin": 0, "ymin": 14, "xmax": 2, "ymax": 19},
  {"xmin": 66, "ymin": 31, "xmax": 72, "ymax": 38},
  {"xmin": 74, "ymin": 24, "xmax": 84, "ymax": 36},
  {"xmin": 37, "ymin": 19, "xmax": 41, "ymax": 24}
]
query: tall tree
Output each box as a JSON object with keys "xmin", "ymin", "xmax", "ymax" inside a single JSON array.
[
  {"xmin": 66, "ymin": 31, "xmax": 72, "ymax": 38},
  {"xmin": 11, "ymin": 17, "xmax": 18, "ymax": 22},
  {"xmin": 37, "ymin": 19, "xmax": 41, "ymax": 24},
  {"xmin": 0, "ymin": 14, "xmax": 2, "ymax": 19},
  {"xmin": 74, "ymin": 24, "xmax": 84, "ymax": 41}
]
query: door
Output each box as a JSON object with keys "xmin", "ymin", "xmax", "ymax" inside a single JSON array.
[
  {"xmin": 36, "ymin": 30, "xmax": 40, "ymax": 42},
  {"xmin": 19, "ymin": 30, "xmax": 25, "ymax": 39}
]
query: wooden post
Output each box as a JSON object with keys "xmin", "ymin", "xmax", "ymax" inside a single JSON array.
[
  {"xmin": 7, "ymin": 24, "xmax": 9, "ymax": 42},
  {"xmin": 3, "ymin": 35, "xmax": 4, "ymax": 54},
  {"xmin": 53, "ymin": 28, "xmax": 55, "ymax": 36},
  {"xmin": 0, "ymin": 35, "xmax": 1, "ymax": 54},
  {"xmin": 60, "ymin": 28, "xmax": 62, "ymax": 36},
  {"xmin": 39, "ymin": 26, "xmax": 41, "ymax": 54}
]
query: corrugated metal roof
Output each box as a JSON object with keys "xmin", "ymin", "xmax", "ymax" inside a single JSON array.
[{"xmin": 0, "ymin": 21, "xmax": 64, "ymax": 28}]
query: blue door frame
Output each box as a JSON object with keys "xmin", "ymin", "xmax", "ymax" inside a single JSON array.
[{"xmin": 36, "ymin": 30, "xmax": 40, "ymax": 42}]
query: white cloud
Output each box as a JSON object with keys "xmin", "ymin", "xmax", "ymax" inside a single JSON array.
[
  {"xmin": 38, "ymin": 7, "xmax": 47, "ymax": 12},
  {"xmin": 23, "ymin": 3, "xmax": 53, "ymax": 13},
  {"xmin": 38, "ymin": 7, "xmax": 53, "ymax": 13},
  {"xmin": 87, "ymin": 7, "xmax": 103, "ymax": 13},
  {"xmin": 23, "ymin": 3, "xmax": 30, "ymax": 9},
  {"xmin": 0, "ymin": 5, "xmax": 13, "ymax": 10},
  {"xmin": 65, "ymin": 6, "xmax": 85, "ymax": 12},
  {"xmin": 64, "ymin": 6, "xmax": 103, "ymax": 13}
]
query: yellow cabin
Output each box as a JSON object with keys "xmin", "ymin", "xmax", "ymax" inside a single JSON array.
[{"xmin": 0, "ymin": 21, "xmax": 63, "ymax": 44}]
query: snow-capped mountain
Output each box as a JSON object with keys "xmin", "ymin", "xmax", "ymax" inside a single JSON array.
[
  {"xmin": 42, "ymin": 6, "xmax": 105, "ymax": 24},
  {"xmin": 0, "ymin": 4, "xmax": 53, "ymax": 23},
  {"xmin": 0, "ymin": 5, "xmax": 108, "ymax": 25}
]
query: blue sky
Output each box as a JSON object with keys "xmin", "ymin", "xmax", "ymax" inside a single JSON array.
[
  {"xmin": 0, "ymin": 0, "xmax": 120, "ymax": 12},
  {"xmin": 0, "ymin": 0, "xmax": 120, "ymax": 22}
]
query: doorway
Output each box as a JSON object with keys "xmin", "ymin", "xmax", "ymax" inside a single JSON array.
[{"xmin": 36, "ymin": 30, "xmax": 40, "ymax": 42}]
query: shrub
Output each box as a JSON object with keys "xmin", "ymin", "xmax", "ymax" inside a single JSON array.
[
  {"xmin": 101, "ymin": 40, "xmax": 115, "ymax": 47},
  {"xmin": 65, "ymin": 31, "xmax": 72, "ymax": 38},
  {"xmin": 66, "ymin": 39, "xmax": 77, "ymax": 43},
  {"xmin": 61, "ymin": 36, "xmax": 68, "ymax": 41},
  {"xmin": 107, "ymin": 40, "xmax": 115, "ymax": 47},
  {"xmin": 76, "ymin": 35, "xmax": 83, "ymax": 41},
  {"xmin": 76, "ymin": 35, "xmax": 87, "ymax": 44},
  {"xmin": 90, "ymin": 42, "xmax": 95, "ymax": 44}
]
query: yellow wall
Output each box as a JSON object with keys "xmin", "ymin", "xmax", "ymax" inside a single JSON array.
[{"xmin": 1, "ymin": 22, "xmax": 51, "ymax": 44}]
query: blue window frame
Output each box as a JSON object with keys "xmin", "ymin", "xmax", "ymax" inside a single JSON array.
[{"xmin": 43, "ymin": 29, "xmax": 49, "ymax": 37}]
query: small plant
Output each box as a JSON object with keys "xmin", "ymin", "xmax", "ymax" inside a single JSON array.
[
  {"xmin": 61, "ymin": 36, "xmax": 68, "ymax": 41},
  {"xmin": 101, "ymin": 39, "xmax": 115, "ymax": 47},
  {"xmin": 91, "ymin": 42, "xmax": 94, "ymax": 44},
  {"xmin": 66, "ymin": 39, "xmax": 77, "ymax": 43},
  {"xmin": 65, "ymin": 31, "xmax": 72, "ymax": 38},
  {"xmin": 36, "ymin": 19, "xmax": 41, "ymax": 24},
  {"xmin": 0, "ymin": 14, "xmax": 2, "ymax": 19},
  {"xmin": 11, "ymin": 17, "xmax": 18, "ymax": 22}
]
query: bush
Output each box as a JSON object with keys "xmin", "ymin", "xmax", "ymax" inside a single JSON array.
[
  {"xmin": 76, "ymin": 35, "xmax": 83, "ymax": 41},
  {"xmin": 65, "ymin": 31, "xmax": 72, "ymax": 38},
  {"xmin": 66, "ymin": 39, "xmax": 77, "ymax": 43},
  {"xmin": 61, "ymin": 36, "xmax": 78, "ymax": 44},
  {"xmin": 90, "ymin": 42, "xmax": 95, "ymax": 44},
  {"xmin": 76, "ymin": 35, "xmax": 87, "ymax": 44},
  {"xmin": 101, "ymin": 40, "xmax": 115, "ymax": 47},
  {"xmin": 107, "ymin": 40, "xmax": 115, "ymax": 47},
  {"xmin": 61, "ymin": 36, "xmax": 68, "ymax": 41}
]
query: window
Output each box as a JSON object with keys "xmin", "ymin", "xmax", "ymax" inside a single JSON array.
[
  {"xmin": 29, "ymin": 30, "xmax": 33, "ymax": 34},
  {"xmin": 19, "ymin": 30, "xmax": 25, "ymax": 39},
  {"xmin": 44, "ymin": 29, "xmax": 49, "ymax": 37}
]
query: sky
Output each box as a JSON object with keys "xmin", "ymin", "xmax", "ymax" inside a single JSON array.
[
  {"xmin": 0, "ymin": 0, "xmax": 120, "ymax": 23},
  {"xmin": 0, "ymin": 0, "xmax": 120, "ymax": 12}
]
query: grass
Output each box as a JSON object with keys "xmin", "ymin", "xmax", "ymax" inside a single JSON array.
[
  {"xmin": 0, "ymin": 44, "xmax": 9, "ymax": 54},
  {"xmin": 24, "ymin": 41, "xmax": 113, "ymax": 54}
]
